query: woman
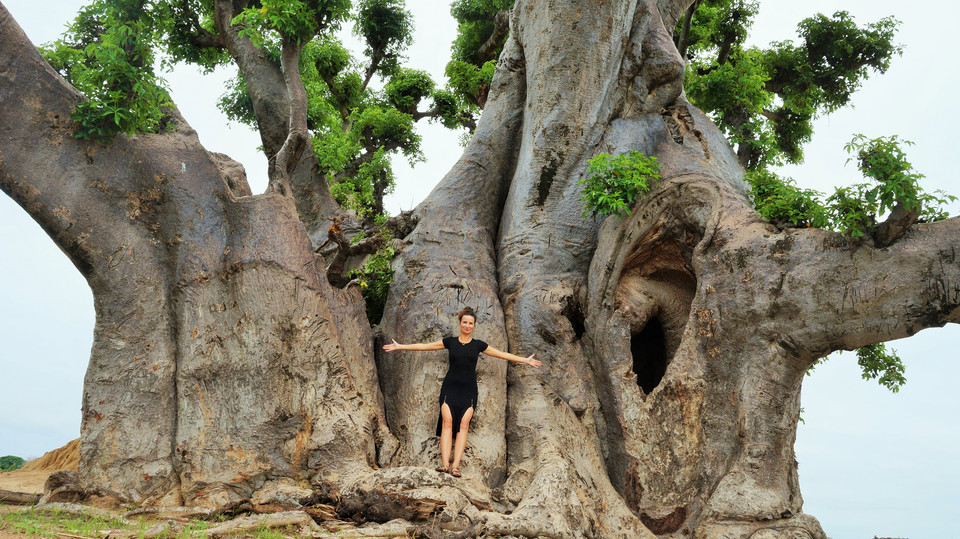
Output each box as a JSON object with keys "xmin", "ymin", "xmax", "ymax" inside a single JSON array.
[{"xmin": 382, "ymin": 307, "xmax": 542, "ymax": 477}]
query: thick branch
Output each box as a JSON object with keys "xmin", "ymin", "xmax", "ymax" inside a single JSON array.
[
  {"xmin": 270, "ymin": 41, "xmax": 309, "ymax": 193},
  {"xmin": 674, "ymin": 0, "xmax": 700, "ymax": 60},
  {"xmin": 0, "ymin": 5, "xmax": 200, "ymax": 275},
  {"xmin": 0, "ymin": 489, "xmax": 40, "ymax": 505},
  {"xmin": 873, "ymin": 199, "xmax": 922, "ymax": 248},
  {"xmin": 213, "ymin": 0, "xmax": 291, "ymax": 159},
  {"xmin": 324, "ymin": 218, "xmax": 384, "ymax": 287},
  {"xmin": 474, "ymin": 10, "xmax": 511, "ymax": 64},
  {"xmin": 361, "ymin": 46, "xmax": 384, "ymax": 93},
  {"xmin": 175, "ymin": 0, "xmax": 226, "ymax": 49},
  {"xmin": 412, "ymin": 106, "xmax": 477, "ymax": 132},
  {"xmin": 728, "ymin": 217, "xmax": 960, "ymax": 364}
]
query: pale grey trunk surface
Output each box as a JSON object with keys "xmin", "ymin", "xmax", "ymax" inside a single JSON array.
[{"xmin": 2, "ymin": 0, "xmax": 959, "ymax": 537}]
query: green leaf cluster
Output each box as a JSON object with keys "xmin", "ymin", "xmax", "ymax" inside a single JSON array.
[
  {"xmin": 578, "ymin": 151, "xmax": 660, "ymax": 218},
  {"xmin": 680, "ymin": 2, "xmax": 901, "ymax": 169},
  {"xmin": 855, "ymin": 343, "xmax": 906, "ymax": 393},
  {"xmin": 0, "ymin": 455, "xmax": 25, "ymax": 472},
  {"xmin": 43, "ymin": 0, "xmax": 472, "ymax": 224},
  {"xmin": 747, "ymin": 135, "xmax": 955, "ymax": 237},
  {"xmin": 328, "ymin": 148, "xmax": 397, "ymax": 218},
  {"xmin": 41, "ymin": 0, "xmax": 173, "ymax": 142},
  {"xmin": 745, "ymin": 169, "xmax": 828, "ymax": 229},
  {"xmin": 808, "ymin": 342, "xmax": 907, "ymax": 394},
  {"xmin": 233, "ymin": 0, "xmax": 351, "ymax": 46},
  {"xmin": 355, "ymin": 0, "xmax": 413, "ymax": 76},
  {"xmin": 438, "ymin": 0, "xmax": 514, "ymax": 124},
  {"xmin": 348, "ymin": 238, "xmax": 395, "ymax": 324}
]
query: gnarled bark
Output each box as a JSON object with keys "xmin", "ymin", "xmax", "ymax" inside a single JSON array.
[{"xmin": 1, "ymin": 2, "xmax": 390, "ymax": 507}]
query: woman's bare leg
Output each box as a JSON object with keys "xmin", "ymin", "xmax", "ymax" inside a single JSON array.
[
  {"xmin": 450, "ymin": 407, "xmax": 474, "ymax": 474},
  {"xmin": 439, "ymin": 403, "xmax": 454, "ymax": 470}
]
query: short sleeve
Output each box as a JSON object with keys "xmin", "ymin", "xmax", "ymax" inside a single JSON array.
[
  {"xmin": 476, "ymin": 340, "xmax": 488, "ymax": 353},
  {"xmin": 442, "ymin": 336, "xmax": 453, "ymax": 349}
]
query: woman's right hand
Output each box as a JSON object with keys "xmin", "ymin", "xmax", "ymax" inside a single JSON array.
[{"xmin": 382, "ymin": 339, "xmax": 401, "ymax": 352}]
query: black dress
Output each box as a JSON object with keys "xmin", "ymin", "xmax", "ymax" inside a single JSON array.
[{"xmin": 436, "ymin": 336, "xmax": 488, "ymax": 438}]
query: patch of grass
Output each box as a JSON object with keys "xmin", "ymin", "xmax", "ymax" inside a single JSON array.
[
  {"xmin": 0, "ymin": 506, "xmax": 141, "ymax": 537},
  {"xmin": 0, "ymin": 505, "xmax": 313, "ymax": 538}
]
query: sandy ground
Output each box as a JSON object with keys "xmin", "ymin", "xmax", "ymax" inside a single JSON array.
[
  {"xmin": 0, "ymin": 471, "xmax": 48, "ymax": 496},
  {"xmin": 0, "ymin": 471, "xmax": 48, "ymax": 538},
  {"xmin": 0, "ymin": 440, "xmax": 77, "ymax": 538}
]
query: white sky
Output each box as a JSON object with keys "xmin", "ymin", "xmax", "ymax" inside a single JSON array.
[{"xmin": 0, "ymin": 1, "xmax": 957, "ymax": 537}]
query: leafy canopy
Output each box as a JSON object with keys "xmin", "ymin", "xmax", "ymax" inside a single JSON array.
[
  {"xmin": 745, "ymin": 135, "xmax": 955, "ymax": 237},
  {"xmin": 42, "ymin": 0, "xmax": 173, "ymax": 142},
  {"xmin": 442, "ymin": 0, "xmax": 513, "ymax": 127},
  {"xmin": 679, "ymin": 1, "xmax": 958, "ymax": 391},
  {"xmin": 679, "ymin": 1, "xmax": 901, "ymax": 170},
  {"xmin": 0, "ymin": 455, "xmax": 26, "ymax": 472}
]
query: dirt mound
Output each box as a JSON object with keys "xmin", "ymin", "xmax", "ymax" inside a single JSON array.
[
  {"xmin": 19, "ymin": 439, "xmax": 79, "ymax": 472},
  {"xmin": 0, "ymin": 440, "xmax": 80, "ymax": 497}
]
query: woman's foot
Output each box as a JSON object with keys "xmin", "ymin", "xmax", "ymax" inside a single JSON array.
[
  {"xmin": 450, "ymin": 467, "xmax": 461, "ymax": 478},
  {"xmin": 436, "ymin": 465, "xmax": 449, "ymax": 473}
]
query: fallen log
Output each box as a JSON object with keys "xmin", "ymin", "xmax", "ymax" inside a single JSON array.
[{"xmin": 0, "ymin": 488, "xmax": 41, "ymax": 505}]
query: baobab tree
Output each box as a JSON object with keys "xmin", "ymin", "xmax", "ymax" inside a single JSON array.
[{"xmin": 0, "ymin": 0, "xmax": 956, "ymax": 538}]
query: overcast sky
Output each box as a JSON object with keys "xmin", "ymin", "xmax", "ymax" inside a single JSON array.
[{"xmin": 1, "ymin": 1, "xmax": 957, "ymax": 537}]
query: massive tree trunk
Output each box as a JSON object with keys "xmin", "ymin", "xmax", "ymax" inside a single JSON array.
[{"xmin": 1, "ymin": 0, "xmax": 958, "ymax": 538}]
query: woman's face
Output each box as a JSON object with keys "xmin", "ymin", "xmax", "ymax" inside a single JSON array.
[{"xmin": 459, "ymin": 315, "xmax": 476, "ymax": 336}]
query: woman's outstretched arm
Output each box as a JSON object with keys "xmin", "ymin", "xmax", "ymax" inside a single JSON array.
[
  {"xmin": 483, "ymin": 347, "xmax": 542, "ymax": 368},
  {"xmin": 382, "ymin": 339, "xmax": 445, "ymax": 352}
]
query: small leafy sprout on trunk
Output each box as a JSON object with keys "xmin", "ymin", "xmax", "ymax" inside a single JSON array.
[{"xmin": 578, "ymin": 151, "xmax": 660, "ymax": 219}]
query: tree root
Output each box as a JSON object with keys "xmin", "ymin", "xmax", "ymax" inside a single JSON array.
[
  {"xmin": 121, "ymin": 506, "xmax": 214, "ymax": 520},
  {"xmin": 202, "ymin": 510, "xmax": 323, "ymax": 537}
]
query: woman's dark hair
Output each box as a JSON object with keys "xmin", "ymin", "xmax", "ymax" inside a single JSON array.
[{"xmin": 457, "ymin": 307, "xmax": 477, "ymax": 322}]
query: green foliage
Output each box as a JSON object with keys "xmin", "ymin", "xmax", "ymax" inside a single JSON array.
[
  {"xmin": 218, "ymin": 74, "xmax": 257, "ymax": 127},
  {"xmin": 233, "ymin": 0, "xmax": 351, "ymax": 45},
  {"xmin": 806, "ymin": 344, "xmax": 906, "ymax": 394},
  {"xmin": 349, "ymin": 240, "xmax": 396, "ymax": 325},
  {"xmin": 749, "ymin": 135, "xmax": 955, "ymax": 237},
  {"xmin": 684, "ymin": 49, "xmax": 774, "ymax": 160},
  {"xmin": 355, "ymin": 0, "xmax": 414, "ymax": 76},
  {"xmin": 0, "ymin": 455, "xmax": 25, "ymax": 471},
  {"xmin": 351, "ymin": 106, "xmax": 421, "ymax": 159},
  {"xmin": 745, "ymin": 169, "xmax": 827, "ymax": 228},
  {"xmin": 430, "ymin": 88, "xmax": 470, "ymax": 129},
  {"xmin": 833, "ymin": 134, "xmax": 955, "ymax": 235},
  {"xmin": 44, "ymin": 0, "xmax": 460, "ymax": 225},
  {"xmin": 155, "ymin": 0, "xmax": 229, "ymax": 69},
  {"xmin": 444, "ymin": 58, "xmax": 496, "ymax": 108},
  {"xmin": 384, "ymin": 68, "xmax": 435, "ymax": 113},
  {"xmin": 681, "ymin": 0, "xmax": 758, "ymax": 58},
  {"xmin": 680, "ymin": 3, "xmax": 901, "ymax": 169},
  {"xmin": 449, "ymin": 0, "xmax": 513, "ymax": 62},
  {"xmin": 578, "ymin": 151, "xmax": 660, "ymax": 218},
  {"xmin": 41, "ymin": 0, "xmax": 173, "ymax": 142},
  {"xmin": 329, "ymin": 148, "xmax": 397, "ymax": 218},
  {"xmin": 855, "ymin": 343, "xmax": 906, "ymax": 392},
  {"xmin": 437, "ymin": 0, "xmax": 514, "ymax": 124}
]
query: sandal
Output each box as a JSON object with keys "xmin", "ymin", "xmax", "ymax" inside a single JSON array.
[
  {"xmin": 450, "ymin": 468, "xmax": 461, "ymax": 478},
  {"xmin": 436, "ymin": 465, "xmax": 449, "ymax": 473}
]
